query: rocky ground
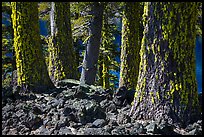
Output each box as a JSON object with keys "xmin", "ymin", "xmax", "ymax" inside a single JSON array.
[{"xmin": 2, "ymin": 79, "xmax": 203, "ymax": 135}]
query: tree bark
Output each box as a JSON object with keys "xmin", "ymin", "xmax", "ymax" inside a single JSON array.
[
  {"xmin": 11, "ymin": 2, "xmax": 54, "ymax": 91},
  {"xmin": 130, "ymin": 2, "xmax": 200, "ymax": 127},
  {"xmin": 48, "ymin": 2, "xmax": 77, "ymax": 84},
  {"xmin": 119, "ymin": 2, "xmax": 142, "ymax": 89},
  {"xmin": 80, "ymin": 2, "xmax": 104, "ymax": 85}
]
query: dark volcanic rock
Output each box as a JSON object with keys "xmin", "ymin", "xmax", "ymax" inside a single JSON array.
[
  {"xmin": 113, "ymin": 86, "xmax": 127, "ymax": 106},
  {"xmin": 26, "ymin": 112, "xmax": 43, "ymax": 130},
  {"xmin": 15, "ymin": 109, "xmax": 24, "ymax": 118},
  {"xmin": 187, "ymin": 128, "xmax": 202, "ymax": 135},
  {"xmin": 100, "ymin": 99, "xmax": 117, "ymax": 113},
  {"xmin": 111, "ymin": 126, "xmax": 127, "ymax": 135},
  {"xmin": 62, "ymin": 107, "xmax": 73, "ymax": 116},
  {"xmin": 145, "ymin": 121, "xmax": 158, "ymax": 133},
  {"xmin": 7, "ymin": 128, "xmax": 18, "ymax": 135},
  {"xmin": 2, "ymin": 85, "xmax": 202, "ymax": 135},
  {"xmin": 92, "ymin": 119, "xmax": 107, "ymax": 128},
  {"xmin": 57, "ymin": 79, "xmax": 80, "ymax": 88},
  {"xmin": 129, "ymin": 122, "xmax": 145, "ymax": 135},
  {"xmin": 117, "ymin": 113, "xmax": 131, "ymax": 125},
  {"xmin": 78, "ymin": 128, "xmax": 110, "ymax": 135},
  {"xmin": 157, "ymin": 120, "xmax": 174, "ymax": 135},
  {"xmin": 31, "ymin": 126, "xmax": 51, "ymax": 135},
  {"xmin": 58, "ymin": 126, "xmax": 73, "ymax": 135},
  {"xmin": 32, "ymin": 106, "xmax": 43, "ymax": 115}
]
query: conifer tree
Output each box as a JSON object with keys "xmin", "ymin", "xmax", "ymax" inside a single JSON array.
[
  {"xmin": 130, "ymin": 2, "xmax": 200, "ymax": 126},
  {"xmin": 48, "ymin": 2, "xmax": 77, "ymax": 84},
  {"xmin": 119, "ymin": 2, "xmax": 142, "ymax": 89},
  {"xmin": 80, "ymin": 2, "xmax": 105, "ymax": 85},
  {"xmin": 11, "ymin": 2, "xmax": 54, "ymax": 91}
]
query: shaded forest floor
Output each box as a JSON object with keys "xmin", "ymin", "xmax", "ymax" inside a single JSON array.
[{"xmin": 2, "ymin": 79, "xmax": 203, "ymax": 135}]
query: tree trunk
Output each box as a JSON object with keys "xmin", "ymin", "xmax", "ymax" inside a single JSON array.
[
  {"xmin": 80, "ymin": 2, "xmax": 104, "ymax": 85},
  {"xmin": 98, "ymin": 3, "xmax": 111, "ymax": 89},
  {"xmin": 48, "ymin": 2, "xmax": 77, "ymax": 84},
  {"xmin": 97, "ymin": 54, "xmax": 103, "ymax": 86},
  {"xmin": 11, "ymin": 2, "xmax": 54, "ymax": 91},
  {"xmin": 130, "ymin": 2, "xmax": 200, "ymax": 127},
  {"xmin": 119, "ymin": 2, "xmax": 142, "ymax": 89}
]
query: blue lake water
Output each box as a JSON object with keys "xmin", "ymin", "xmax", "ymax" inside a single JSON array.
[{"xmin": 195, "ymin": 36, "xmax": 202, "ymax": 93}]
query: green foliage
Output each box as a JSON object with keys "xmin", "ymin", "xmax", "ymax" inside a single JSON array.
[
  {"xmin": 2, "ymin": 2, "xmax": 14, "ymax": 87},
  {"xmin": 196, "ymin": 2, "xmax": 202, "ymax": 36}
]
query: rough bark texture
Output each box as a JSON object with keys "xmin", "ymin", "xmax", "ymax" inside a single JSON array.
[
  {"xmin": 11, "ymin": 2, "xmax": 54, "ymax": 91},
  {"xmin": 130, "ymin": 2, "xmax": 200, "ymax": 127},
  {"xmin": 80, "ymin": 2, "xmax": 104, "ymax": 85},
  {"xmin": 48, "ymin": 2, "xmax": 77, "ymax": 84},
  {"xmin": 98, "ymin": 4, "xmax": 111, "ymax": 89},
  {"xmin": 119, "ymin": 2, "xmax": 141, "ymax": 89}
]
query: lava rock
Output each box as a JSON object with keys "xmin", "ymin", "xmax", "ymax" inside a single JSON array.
[
  {"xmin": 117, "ymin": 113, "xmax": 131, "ymax": 125},
  {"xmin": 111, "ymin": 126, "xmax": 127, "ymax": 135},
  {"xmin": 15, "ymin": 109, "xmax": 24, "ymax": 118},
  {"xmin": 26, "ymin": 112, "xmax": 43, "ymax": 130},
  {"xmin": 113, "ymin": 86, "xmax": 127, "ymax": 106},
  {"xmin": 2, "ymin": 127, "xmax": 10, "ymax": 135},
  {"xmin": 58, "ymin": 126, "xmax": 73, "ymax": 135},
  {"xmin": 92, "ymin": 119, "xmax": 107, "ymax": 128},
  {"xmin": 57, "ymin": 79, "xmax": 80, "ymax": 88},
  {"xmin": 100, "ymin": 99, "xmax": 116, "ymax": 113},
  {"xmin": 32, "ymin": 106, "xmax": 43, "ymax": 115},
  {"xmin": 7, "ymin": 128, "xmax": 18, "ymax": 135},
  {"xmin": 126, "ymin": 89, "xmax": 136, "ymax": 104},
  {"xmin": 62, "ymin": 107, "xmax": 73, "ymax": 116},
  {"xmin": 157, "ymin": 121, "xmax": 174, "ymax": 135},
  {"xmin": 43, "ymin": 116, "xmax": 52, "ymax": 126},
  {"xmin": 19, "ymin": 129, "xmax": 30, "ymax": 135},
  {"xmin": 145, "ymin": 121, "xmax": 158, "ymax": 133},
  {"xmin": 33, "ymin": 126, "xmax": 51, "ymax": 135},
  {"xmin": 78, "ymin": 128, "xmax": 110, "ymax": 135},
  {"xmin": 103, "ymin": 124, "xmax": 114, "ymax": 133},
  {"xmin": 58, "ymin": 116, "xmax": 69, "ymax": 128},
  {"xmin": 186, "ymin": 128, "xmax": 202, "ymax": 135},
  {"xmin": 2, "ymin": 104, "xmax": 15, "ymax": 112},
  {"xmin": 47, "ymin": 98, "xmax": 60, "ymax": 108}
]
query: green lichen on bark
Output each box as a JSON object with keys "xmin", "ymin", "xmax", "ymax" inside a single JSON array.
[
  {"xmin": 98, "ymin": 54, "xmax": 104, "ymax": 86},
  {"xmin": 131, "ymin": 2, "xmax": 200, "ymax": 126},
  {"xmin": 119, "ymin": 2, "xmax": 142, "ymax": 90},
  {"xmin": 11, "ymin": 2, "xmax": 54, "ymax": 90},
  {"xmin": 99, "ymin": 5, "xmax": 111, "ymax": 89},
  {"xmin": 48, "ymin": 2, "xmax": 77, "ymax": 84}
]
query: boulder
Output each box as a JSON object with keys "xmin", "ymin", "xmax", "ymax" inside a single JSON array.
[
  {"xmin": 78, "ymin": 128, "xmax": 110, "ymax": 135},
  {"xmin": 92, "ymin": 119, "xmax": 107, "ymax": 128},
  {"xmin": 145, "ymin": 121, "xmax": 158, "ymax": 133}
]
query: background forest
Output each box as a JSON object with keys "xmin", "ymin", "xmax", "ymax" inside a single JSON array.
[
  {"xmin": 1, "ymin": 2, "xmax": 203, "ymax": 135},
  {"xmin": 2, "ymin": 2, "xmax": 202, "ymax": 92}
]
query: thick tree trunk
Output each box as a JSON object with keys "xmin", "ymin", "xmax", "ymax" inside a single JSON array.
[
  {"xmin": 11, "ymin": 2, "xmax": 54, "ymax": 91},
  {"xmin": 130, "ymin": 2, "xmax": 200, "ymax": 127},
  {"xmin": 48, "ymin": 2, "xmax": 77, "ymax": 84},
  {"xmin": 119, "ymin": 2, "xmax": 142, "ymax": 89},
  {"xmin": 80, "ymin": 2, "xmax": 104, "ymax": 85}
]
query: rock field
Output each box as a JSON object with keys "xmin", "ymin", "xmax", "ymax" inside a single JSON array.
[{"xmin": 2, "ymin": 80, "xmax": 202, "ymax": 135}]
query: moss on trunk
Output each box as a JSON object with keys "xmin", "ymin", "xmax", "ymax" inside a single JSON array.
[
  {"xmin": 48, "ymin": 2, "xmax": 77, "ymax": 84},
  {"xmin": 119, "ymin": 2, "xmax": 142, "ymax": 90},
  {"xmin": 130, "ymin": 2, "xmax": 200, "ymax": 127},
  {"xmin": 11, "ymin": 2, "xmax": 54, "ymax": 91}
]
